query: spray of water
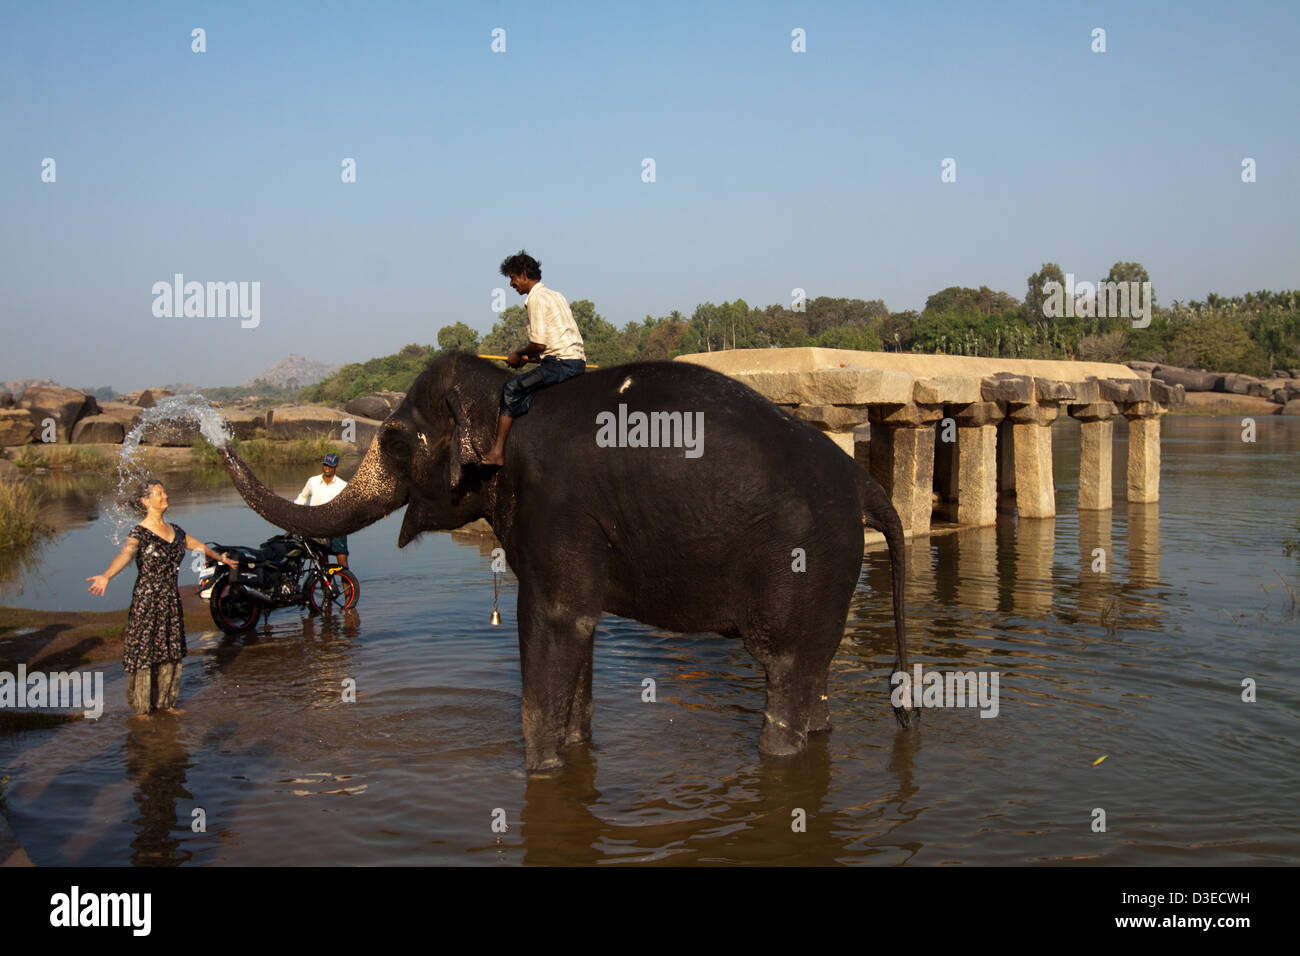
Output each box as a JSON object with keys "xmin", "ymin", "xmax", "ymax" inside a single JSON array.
[{"xmin": 108, "ymin": 394, "xmax": 234, "ymax": 542}]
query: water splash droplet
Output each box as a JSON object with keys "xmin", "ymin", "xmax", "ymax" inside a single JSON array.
[{"xmin": 109, "ymin": 394, "xmax": 234, "ymax": 542}]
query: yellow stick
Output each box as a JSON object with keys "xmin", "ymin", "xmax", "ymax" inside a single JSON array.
[{"xmin": 478, "ymin": 354, "xmax": 599, "ymax": 369}]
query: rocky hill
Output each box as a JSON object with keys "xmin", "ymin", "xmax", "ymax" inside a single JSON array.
[
  {"xmin": 1, "ymin": 378, "xmax": 58, "ymax": 399},
  {"xmin": 243, "ymin": 354, "xmax": 339, "ymax": 388}
]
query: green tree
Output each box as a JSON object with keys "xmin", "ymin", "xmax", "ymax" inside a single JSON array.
[
  {"xmin": 1024, "ymin": 263, "xmax": 1066, "ymax": 323},
  {"xmin": 811, "ymin": 325, "xmax": 883, "ymax": 351},
  {"xmin": 925, "ymin": 285, "xmax": 1020, "ymax": 316},
  {"xmin": 1105, "ymin": 261, "xmax": 1154, "ymax": 309},
  {"xmin": 437, "ymin": 322, "xmax": 481, "ymax": 354},
  {"xmin": 479, "ymin": 306, "xmax": 530, "ymax": 357},
  {"xmin": 1169, "ymin": 316, "xmax": 1270, "ymax": 376}
]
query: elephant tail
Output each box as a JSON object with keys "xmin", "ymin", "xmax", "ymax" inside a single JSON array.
[{"xmin": 858, "ymin": 473, "xmax": 917, "ymax": 730}]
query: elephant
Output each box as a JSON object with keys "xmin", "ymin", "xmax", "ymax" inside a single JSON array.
[{"xmin": 218, "ymin": 353, "xmax": 913, "ymax": 771}]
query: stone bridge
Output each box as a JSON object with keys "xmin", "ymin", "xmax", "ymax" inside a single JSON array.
[{"xmin": 676, "ymin": 348, "xmax": 1182, "ymax": 537}]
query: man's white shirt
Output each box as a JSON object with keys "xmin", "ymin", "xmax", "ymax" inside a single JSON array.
[
  {"xmin": 295, "ymin": 474, "xmax": 348, "ymax": 506},
  {"xmin": 525, "ymin": 282, "xmax": 586, "ymax": 361}
]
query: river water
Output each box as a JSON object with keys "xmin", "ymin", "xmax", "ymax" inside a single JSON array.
[{"xmin": 1, "ymin": 416, "xmax": 1297, "ymax": 865}]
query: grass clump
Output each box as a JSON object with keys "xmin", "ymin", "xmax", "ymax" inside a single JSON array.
[
  {"xmin": 191, "ymin": 434, "xmax": 343, "ymax": 468},
  {"xmin": 0, "ymin": 481, "xmax": 54, "ymax": 552},
  {"xmin": 13, "ymin": 444, "xmax": 106, "ymax": 473}
]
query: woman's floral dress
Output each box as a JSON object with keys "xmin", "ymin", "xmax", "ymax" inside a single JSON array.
[{"xmin": 122, "ymin": 523, "xmax": 187, "ymax": 671}]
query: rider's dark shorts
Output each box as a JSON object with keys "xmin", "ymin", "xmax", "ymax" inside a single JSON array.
[
  {"xmin": 328, "ymin": 536, "xmax": 348, "ymax": 556},
  {"xmin": 500, "ymin": 357, "xmax": 585, "ymax": 418}
]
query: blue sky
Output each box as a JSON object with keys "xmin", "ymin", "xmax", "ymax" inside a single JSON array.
[{"xmin": 2, "ymin": 0, "xmax": 1297, "ymax": 390}]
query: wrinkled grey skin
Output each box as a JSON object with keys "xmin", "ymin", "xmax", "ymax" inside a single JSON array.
[{"xmin": 220, "ymin": 353, "xmax": 913, "ymax": 772}]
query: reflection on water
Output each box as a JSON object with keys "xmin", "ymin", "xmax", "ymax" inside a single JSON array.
[
  {"xmin": 1, "ymin": 418, "xmax": 1298, "ymax": 865},
  {"xmin": 126, "ymin": 720, "xmax": 193, "ymax": 866}
]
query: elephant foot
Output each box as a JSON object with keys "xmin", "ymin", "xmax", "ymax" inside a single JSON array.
[
  {"xmin": 758, "ymin": 715, "xmax": 808, "ymax": 758},
  {"xmin": 564, "ymin": 728, "xmax": 592, "ymax": 746},
  {"xmin": 808, "ymin": 694, "xmax": 832, "ymax": 734},
  {"xmin": 525, "ymin": 750, "xmax": 565, "ymax": 773}
]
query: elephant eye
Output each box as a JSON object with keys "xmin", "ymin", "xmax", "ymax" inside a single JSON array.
[{"xmin": 382, "ymin": 432, "xmax": 412, "ymax": 462}]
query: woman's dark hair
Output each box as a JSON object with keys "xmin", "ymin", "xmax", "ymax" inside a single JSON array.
[
  {"xmin": 124, "ymin": 477, "xmax": 162, "ymax": 517},
  {"xmin": 499, "ymin": 250, "xmax": 541, "ymax": 280}
]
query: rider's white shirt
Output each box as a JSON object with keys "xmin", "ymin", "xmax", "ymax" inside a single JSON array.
[{"xmin": 295, "ymin": 474, "xmax": 348, "ymax": 506}]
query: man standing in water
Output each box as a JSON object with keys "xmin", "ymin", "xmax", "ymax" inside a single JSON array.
[
  {"xmin": 482, "ymin": 250, "xmax": 587, "ymax": 466},
  {"xmin": 295, "ymin": 452, "xmax": 350, "ymax": 567}
]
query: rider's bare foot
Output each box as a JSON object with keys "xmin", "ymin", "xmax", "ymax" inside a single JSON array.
[{"xmin": 482, "ymin": 450, "xmax": 505, "ymax": 467}]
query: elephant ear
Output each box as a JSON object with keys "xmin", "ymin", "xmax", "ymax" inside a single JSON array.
[{"xmin": 443, "ymin": 385, "xmax": 491, "ymax": 491}]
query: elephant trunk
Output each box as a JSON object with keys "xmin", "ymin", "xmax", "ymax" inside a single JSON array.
[{"xmin": 219, "ymin": 441, "xmax": 407, "ymax": 538}]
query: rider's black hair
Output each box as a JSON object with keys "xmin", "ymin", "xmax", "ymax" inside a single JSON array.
[{"xmin": 499, "ymin": 250, "xmax": 542, "ymax": 280}]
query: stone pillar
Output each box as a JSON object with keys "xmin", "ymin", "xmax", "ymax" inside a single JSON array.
[
  {"xmin": 951, "ymin": 401, "xmax": 1003, "ymax": 527},
  {"xmin": 868, "ymin": 402, "xmax": 942, "ymax": 537},
  {"xmin": 1069, "ymin": 401, "xmax": 1118, "ymax": 511},
  {"xmin": 1123, "ymin": 403, "xmax": 1162, "ymax": 503},
  {"xmin": 1006, "ymin": 403, "xmax": 1058, "ymax": 519}
]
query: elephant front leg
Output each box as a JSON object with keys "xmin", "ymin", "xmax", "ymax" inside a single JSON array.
[
  {"xmin": 517, "ymin": 600, "xmax": 599, "ymax": 772},
  {"xmin": 564, "ymin": 630, "xmax": 595, "ymax": 747}
]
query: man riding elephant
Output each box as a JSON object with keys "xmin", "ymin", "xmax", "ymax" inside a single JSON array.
[{"xmin": 481, "ymin": 250, "xmax": 587, "ymax": 466}]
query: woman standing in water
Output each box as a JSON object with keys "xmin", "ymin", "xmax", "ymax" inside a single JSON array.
[{"xmin": 87, "ymin": 478, "xmax": 235, "ymax": 718}]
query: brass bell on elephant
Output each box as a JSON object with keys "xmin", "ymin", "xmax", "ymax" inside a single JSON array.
[{"xmin": 490, "ymin": 608, "xmax": 502, "ymax": 626}]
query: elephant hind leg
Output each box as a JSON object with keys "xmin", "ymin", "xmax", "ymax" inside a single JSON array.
[
  {"xmin": 747, "ymin": 648, "xmax": 815, "ymax": 758},
  {"xmin": 741, "ymin": 616, "xmax": 845, "ymax": 757}
]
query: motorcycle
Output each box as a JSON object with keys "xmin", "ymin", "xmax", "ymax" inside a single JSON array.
[{"xmin": 199, "ymin": 532, "xmax": 360, "ymax": 635}]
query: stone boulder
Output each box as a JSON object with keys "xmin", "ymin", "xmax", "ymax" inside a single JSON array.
[
  {"xmin": 0, "ymin": 409, "xmax": 37, "ymax": 445},
  {"xmin": 220, "ymin": 410, "xmax": 266, "ymax": 441},
  {"xmin": 1180, "ymin": 392, "xmax": 1279, "ymax": 416},
  {"xmin": 71, "ymin": 414, "xmax": 126, "ymax": 444},
  {"xmin": 344, "ymin": 391, "xmax": 404, "ymax": 421},
  {"xmin": 122, "ymin": 388, "xmax": 175, "ymax": 408},
  {"xmin": 1252, "ymin": 379, "xmax": 1286, "ymax": 398},
  {"xmin": 18, "ymin": 386, "xmax": 99, "ymax": 443},
  {"xmin": 0, "ymin": 390, "xmax": 13, "ymax": 408},
  {"xmin": 97, "ymin": 401, "xmax": 144, "ymax": 431},
  {"xmin": 1124, "ymin": 361, "xmax": 1158, "ymax": 377},
  {"xmin": 1218, "ymin": 373, "xmax": 1262, "ymax": 395},
  {"xmin": 140, "ymin": 419, "xmax": 199, "ymax": 446},
  {"xmin": 265, "ymin": 405, "xmax": 353, "ymax": 440},
  {"xmin": 1282, "ymin": 399, "xmax": 1300, "ymax": 416},
  {"xmin": 1152, "ymin": 366, "xmax": 1223, "ymax": 392}
]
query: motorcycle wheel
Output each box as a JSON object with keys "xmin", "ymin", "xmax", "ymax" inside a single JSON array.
[
  {"xmin": 209, "ymin": 579, "xmax": 262, "ymax": 634},
  {"xmin": 307, "ymin": 569, "xmax": 359, "ymax": 612}
]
